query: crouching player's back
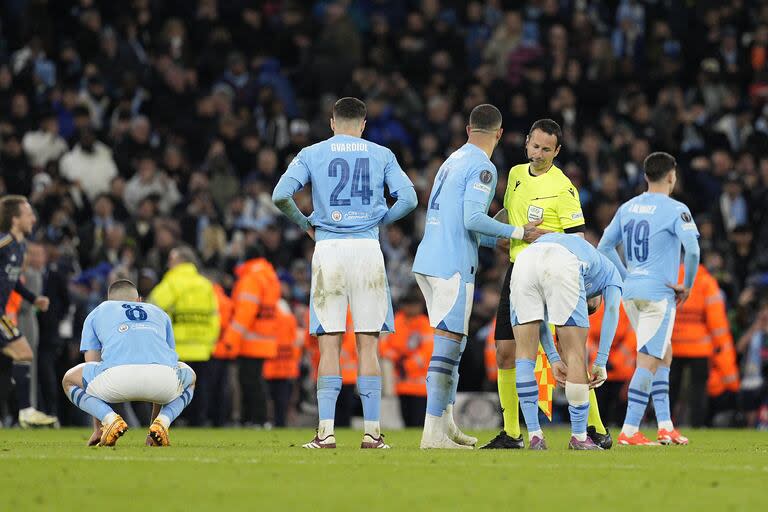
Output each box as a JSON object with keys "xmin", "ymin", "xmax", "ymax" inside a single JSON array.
[{"xmin": 62, "ymin": 279, "xmax": 196, "ymax": 447}]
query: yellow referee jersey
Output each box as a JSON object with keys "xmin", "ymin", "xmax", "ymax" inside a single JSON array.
[{"xmin": 503, "ymin": 163, "xmax": 585, "ymax": 262}]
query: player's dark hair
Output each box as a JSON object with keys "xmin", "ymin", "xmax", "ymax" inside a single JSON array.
[
  {"xmin": 643, "ymin": 151, "xmax": 677, "ymax": 182},
  {"xmin": 469, "ymin": 104, "xmax": 502, "ymax": 131},
  {"xmin": 0, "ymin": 195, "xmax": 28, "ymax": 232},
  {"xmin": 529, "ymin": 119, "xmax": 562, "ymax": 147},
  {"xmin": 108, "ymin": 279, "xmax": 138, "ymax": 297},
  {"xmin": 333, "ymin": 97, "xmax": 367, "ymax": 121}
]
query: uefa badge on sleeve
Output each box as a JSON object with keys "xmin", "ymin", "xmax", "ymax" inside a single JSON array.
[{"xmin": 480, "ymin": 170, "xmax": 493, "ymax": 184}]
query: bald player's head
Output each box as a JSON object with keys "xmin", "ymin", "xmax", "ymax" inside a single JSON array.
[{"xmin": 108, "ymin": 279, "xmax": 139, "ymax": 301}]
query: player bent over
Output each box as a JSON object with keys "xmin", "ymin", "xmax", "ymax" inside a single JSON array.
[
  {"xmin": 510, "ymin": 233, "xmax": 622, "ymax": 450},
  {"xmin": 61, "ymin": 280, "xmax": 195, "ymax": 447}
]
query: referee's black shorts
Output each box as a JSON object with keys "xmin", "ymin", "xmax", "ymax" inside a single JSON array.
[
  {"xmin": 0, "ymin": 314, "xmax": 22, "ymax": 349},
  {"xmin": 493, "ymin": 263, "xmax": 515, "ymax": 341}
]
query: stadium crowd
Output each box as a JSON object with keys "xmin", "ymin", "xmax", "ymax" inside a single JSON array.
[{"xmin": 0, "ymin": 0, "xmax": 767, "ymax": 429}]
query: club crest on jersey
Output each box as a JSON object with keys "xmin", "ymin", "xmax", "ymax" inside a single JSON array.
[
  {"xmin": 331, "ymin": 210, "xmax": 343, "ymax": 222},
  {"xmin": 118, "ymin": 323, "xmax": 129, "ymax": 333},
  {"xmin": 479, "ymin": 170, "xmax": 493, "ymax": 184},
  {"xmin": 681, "ymin": 212, "xmax": 692, "ymax": 223},
  {"xmin": 527, "ymin": 205, "xmax": 544, "ymax": 222}
]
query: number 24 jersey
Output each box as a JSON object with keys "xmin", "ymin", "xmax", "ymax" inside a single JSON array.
[{"xmin": 602, "ymin": 192, "xmax": 699, "ymax": 301}]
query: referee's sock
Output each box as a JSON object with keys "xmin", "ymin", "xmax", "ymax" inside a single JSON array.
[
  {"xmin": 515, "ymin": 358, "xmax": 540, "ymax": 439},
  {"xmin": 498, "ymin": 368, "xmax": 520, "ymax": 438},
  {"xmin": 587, "ymin": 388, "xmax": 607, "ymax": 435}
]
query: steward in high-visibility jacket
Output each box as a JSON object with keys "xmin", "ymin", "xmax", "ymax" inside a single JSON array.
[
  {"xmin": 149, "ymin": 247, "xmax": 219, "ymax": 362},
  {"xmin": 670, "ymin": 264, "xmax": 736, "ymax": 426},
  {"xmin": 211, "ymin": 283, "xmax": 235, "ymax": 360},
  {"xmin": 587, "ymin": 302, "xmax": 636, "ymax": 383},
  {"xmin": 264, "ymin": 302, "xmax": 301, "ymax": 381},
  {"xmin": 381, "ymin": 311, "xmax": 432, "ymax": 397},
  {"xmin": 221, "ymin": 257, "xmax": 280, "ymax": 359}
]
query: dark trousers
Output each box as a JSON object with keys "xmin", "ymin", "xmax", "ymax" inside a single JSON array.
[
  {"xmin": 670, "ymin": 357, "xmax": 709, "ymax": 427},
  {"xmin": 179, "ymin": 360, "xmax": 210, "ymax": 426},
  {"xmin": 37, "ymin": 346, "xmax": 60, "ymax": 416},
  {"xmin": 208, "ymin": 358, "xmax": 233, "ymax": 426},
  {"xmin": 238, "ymin": 357, "xmax": 267, "ymax": 425},
  {"xmin": 399, "ymin": 395, "xmax": 427, "ymax": 427},
  {"xmin": 268, "ymin": 378, "xmax": 294, "ymax": 427},
  {"xmin": 335, "ymin": 384, "xmax": 356, "ymax": 427}
]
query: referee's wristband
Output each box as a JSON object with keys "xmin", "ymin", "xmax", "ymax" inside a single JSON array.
[{"xmin": 510, "ymin": 226, "xmax": 524, "ymax": 240}]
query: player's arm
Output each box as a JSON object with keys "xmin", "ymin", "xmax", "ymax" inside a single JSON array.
[
  {"xmin": 164, "ymin": 313, "xmax": 177, "ymax": 351},
  {"xmin": 590, "ymin": 285, "xmax": 621, "ymax": 388},
  {"xmin": 597, "ymin": 213, "xmax": 628, "ymax": 279},
  {"xmin": 539, "ymin": 323, "xmax": 560, "ymax": 364},
  {"xmin": 272, "ymin": 151, "xmax": 312, "ymax": 232},
  {"xmin": 669, "ymin": 209, "xmax": 701, "ymax": 304},
  {"xmin": 382, "ymin": 151, "xmax": 418, "ymax": 224},
  {"xmin": 13, "ymin": 280, "xmax": 49, "ymax": 311},
  {"xmin": 556, "ymin": 184, "xmax": 586, "ymax": 240}
]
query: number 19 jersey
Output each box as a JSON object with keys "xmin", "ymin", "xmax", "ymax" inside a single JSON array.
[
  {"xmin": 282, "ymin": 134, "xmax": 413, "ymax": 238},
  {"xmin": 601, "ymin": 192, "xmax": 699, "ymax": 301}
]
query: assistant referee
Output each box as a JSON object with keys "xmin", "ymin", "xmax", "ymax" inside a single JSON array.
[{"xmin": 480, "ymin": 119, "xmax": 612, "ymax": 449}]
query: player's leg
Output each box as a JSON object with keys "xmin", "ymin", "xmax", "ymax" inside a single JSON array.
[
  {"xmin": 413, "ymin": 273, "xmax": 471, "ymax": 449},
  {"xmin": 654, "ymin": 341, "xmax": 689, "ymax": 445},
  {"xmin": 304, "ymin": 239, "xmax": 349, "ymax": 448},
  {"xmin": 148, "ymin": 363, "xmax": 197, "ymax": 447},
  {"xmin": 4, "ymin": 332, "xmax": 58, "ymax": 428},
  {"xmin": 620, "ymin": 298, "xmax": 674, "ymax": 446},
  {"xmin": 512, "ymin": 321, "xmax": 545, "ymax": 449},
  {"xmin": 483, "ymin": 263, "xmax": 524, "ymax": 448},
  {"xmin": 61, "ymin": 363, "xmax": 126, "ymax": 446},
  {"xmin": 557, "ymin": 326, "xmax": 600, "ymax": 450},
  {"xmin": 356, "ymin": 333, "xmax": 389, "ymax": 448},
  {"xmin": 445, "ymin": 334, "xmax": 478, "ymax": 446}
]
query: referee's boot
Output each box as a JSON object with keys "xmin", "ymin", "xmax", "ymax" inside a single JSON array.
[
  {"xmin": 587, "ymin": 426, "xmax": 613, "ymax": 450},
  {"xmin": 479, "ymin": 430, "xmax": 524, "ymax": 449}
]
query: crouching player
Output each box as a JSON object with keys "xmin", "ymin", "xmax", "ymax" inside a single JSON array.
[
  {"xmin": 62, "ymin": 280, "xmax": 195, "ymax": 447},
  {"xmin": 510, "ymin": 233, "xmax": 622, "ymax": 450}
]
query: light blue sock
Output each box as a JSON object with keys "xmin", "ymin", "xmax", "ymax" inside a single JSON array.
[
  {"xmin": 317, "ymin": 376, "xmax": 342, "ymax": 421},
  {"xmin": 652, "ymin": 366, "xmax": 673, "ymax": 428},
  {"xmin": 623, "ymin": 367, "xmax": 653, "ymax": 429},
  {"xmin": 449, "ymin": 336, "xmax": 467, "ymax": 405},
  {"xmin": 159, "ymin": 385, "xmax": 195, "ymax": 425},
  {"xmin": 426, "ymin": 334, "xmax": 461, "ymax": 417},
  {"xmin": 66, "ymin": 385, "xmax": 114, "ymax": 422},
  {"xmin": 515, "ymin": 358, "xmax": 540, "ymax": 434},
  {"xmin": 565, "ymin": 382, "xmax": 590, "ymax": 437},
  {"xmin": 358, "ymin": 376, "xmax": 382, "ymax": 422}
]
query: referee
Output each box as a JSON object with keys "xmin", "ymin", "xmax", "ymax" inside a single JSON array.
[{"xmin": 480, "ymin": 119, "xmax": 612, "ymax": 449}]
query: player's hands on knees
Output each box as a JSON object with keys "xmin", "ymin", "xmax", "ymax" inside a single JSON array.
[
  {"xmin": 522, "ymin": 219, "xmax": 548, "ymax": 243},
  {"xmin": 34, "ymin": 296, "xmax": 50, "ymax": 312},
  {"xmin": 666, "ymin": 283, "xmax": 690, "ymax": 306},
  {"xmin": 588, "ymin": 365, "xmax": 607, "ymax": 389},
  {"xmin": 552, "ymin": 360, "xmax": 568, "ymax": 386}
]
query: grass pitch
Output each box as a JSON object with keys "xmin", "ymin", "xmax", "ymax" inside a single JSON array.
[{"xmin": 0, "ymin": 428, "xmax": 766, "ymax": 511}]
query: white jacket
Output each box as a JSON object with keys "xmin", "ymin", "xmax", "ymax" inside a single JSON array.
[{"xmin": 59, "ymin": 142, "xmax": 118, "ymax": 201}]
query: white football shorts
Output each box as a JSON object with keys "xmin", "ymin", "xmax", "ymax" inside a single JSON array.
[
  {"xmin": 509, "ymin": 242, "xmax": 588, "ymax": 328},
  {"xmin": 83, "ymin": 362, "xmax": 194, "ymax": 405},
  {"xmin": 309, "ymin": 238, "xmax": 394, "ymax": 335},
  {"xmin": 414, "ymin": 272, "xmax": 474, "ymax": 336}
]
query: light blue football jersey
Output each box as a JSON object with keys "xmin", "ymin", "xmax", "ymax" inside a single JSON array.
[
  {"xmin": 281, "ymin": 134, "xmax": 413, "ymax": 239},
  {"xmin": 600, "ymin": 192, "xmax": 699, "ymax": 301},
  {"xmin": 412, "ymin": 143, "xmax": 498, "ymax": 282},
  {"xmin": 80, "ymin": 301, "xmax": 179, "ymax": 370},
  {"xmin": 534, "ymin": 233, "xmax": 623, "ymax": 296}
]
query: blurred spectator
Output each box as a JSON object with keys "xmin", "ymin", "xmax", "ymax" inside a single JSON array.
[
  {"xmin": 59, "ymin": 127, "xmax": 118, "ymax": 201},
  {"xmin": 21, "ymin": 111, "xmax": 67, "ymax": 169}
]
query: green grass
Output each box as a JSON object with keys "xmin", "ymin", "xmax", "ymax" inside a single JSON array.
[{"xmin": 0, "ymin": 428, "xmax": 766, "ymax": 511}]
